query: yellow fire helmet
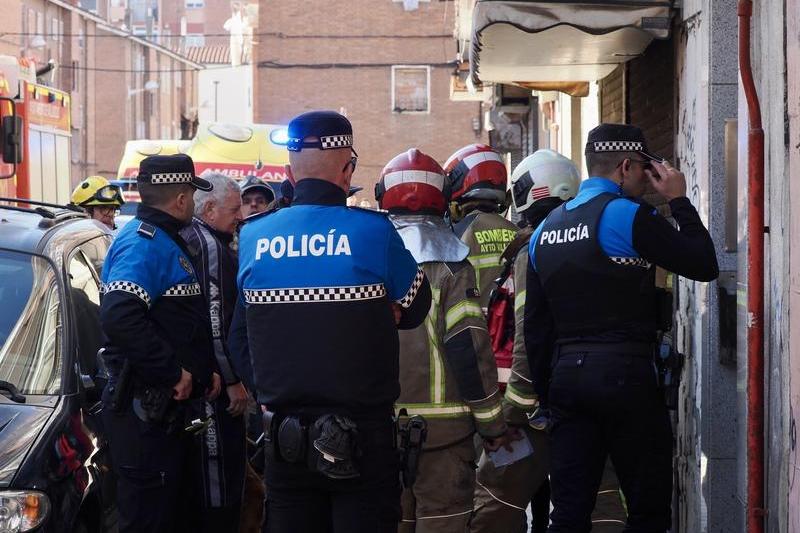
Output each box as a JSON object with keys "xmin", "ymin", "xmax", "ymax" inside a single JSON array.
[{"xmin": 71, "ymin": 176, "xmax": 125, "ymax": 207}]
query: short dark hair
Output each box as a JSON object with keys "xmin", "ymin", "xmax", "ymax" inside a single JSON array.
[
  {"xmin": 586, "ymin": 151, "xmax": 637, "ymax": 177},
  {"xmin": 138, "ymin": 181, "xmax": 193, "ymax": 207}
]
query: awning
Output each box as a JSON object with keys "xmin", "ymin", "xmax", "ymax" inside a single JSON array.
[{"xmin": 470, "ymin": 1, "xmax": 673, "ymax": 86}]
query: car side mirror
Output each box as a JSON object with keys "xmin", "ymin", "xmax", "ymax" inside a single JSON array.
[{"xmin": 1, "ymin": 114, "xmax": 22, "ymax": 165}]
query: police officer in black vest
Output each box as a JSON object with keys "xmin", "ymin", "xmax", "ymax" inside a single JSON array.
[
  {"xmin": 525, "ymin": 124, "xmax": 719, "ymax": 532},
  {"xmin": 235, "ymin": 111, "xmax": 432, "ymax": 533},
  {"xmin": 99, "ymin": 155, "xmax": 221, "ymax": 532}
]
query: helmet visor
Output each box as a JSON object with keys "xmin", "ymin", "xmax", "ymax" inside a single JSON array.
[{"xmin": 91, "ymin": 184, "xmax": 125, "ymax": 205}]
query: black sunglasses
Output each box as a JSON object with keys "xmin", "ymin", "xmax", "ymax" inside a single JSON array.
[{"xmin": 342, "ymin": 148, "xmax": 359, "ymax": 173}]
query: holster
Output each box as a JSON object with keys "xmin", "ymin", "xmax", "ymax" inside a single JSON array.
[
  {"xmin": 656, "ymin": 340, "xmax": 684, "ymax": 410},
  {"xmin": 397, "ymin": 414, "xmax": 427, "ymax": 489},
  {"xmin": 262, "ymin": 410, "xmax": 277, "ymax": 462},
  {"xmin": 132, "ymin": 385, "xmax": 179, "ymax": 428}
]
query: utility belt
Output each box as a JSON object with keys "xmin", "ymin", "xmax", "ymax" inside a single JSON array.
[
  {"xmin": 555, "ymin": 340, "xmax": 684, "ymax": 411},
  {"xmin": 108, "ymin": 360, "xmax": 210, "ymax": 433},
  {"xmin": 556, "ymin": 341, "xmax": 656, "ymax": 358},
  {"xmin": 262, "ymin": 409, "xmax": 366, "ymax": 480}
]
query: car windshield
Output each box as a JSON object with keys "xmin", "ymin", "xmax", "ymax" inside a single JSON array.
[{"xmin": 0, "ymin": 250, "xmax": 62, "ymax": 395}]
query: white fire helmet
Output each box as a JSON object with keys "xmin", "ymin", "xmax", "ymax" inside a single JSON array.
[{"xmin": 510, "ymin": 149, "xmax": 580, "ymax": 213}]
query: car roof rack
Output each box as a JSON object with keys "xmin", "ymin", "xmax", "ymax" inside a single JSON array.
[{"xmin": 0, "ymin": 197, "xmax": 87, "ymax": 228}]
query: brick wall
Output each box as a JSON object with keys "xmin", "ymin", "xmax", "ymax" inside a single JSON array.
[
  {"xmin": 255, "ymin": 0, "xmax": 487, "ymax": 204},
  {"xmin": 627, "ymin": 37, "xmax": 675, "ymax": 163},
  {"xmin": 599, "ymin": 66, "xmax": 624, "ymax": 124}
]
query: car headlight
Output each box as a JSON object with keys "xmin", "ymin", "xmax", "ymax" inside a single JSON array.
[{"xmin": 0, "ymin": 491, "xmax": 49, "ymax": 533}]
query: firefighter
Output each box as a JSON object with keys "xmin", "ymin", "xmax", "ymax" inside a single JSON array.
[
  {"xmin": 445, "ymin": 144, "xmax": 518, "ymax": 312},
  {"xmin": 235, "ymin": 110, "xmax": 432, "ymax": 533},
  {"xmin": 181, "ymin": 171, "xmax": 249, "ymax": 531},
  {"xmin": 375, "ymin": 148, "xmax": 513, "ymax": 533},
  {"xmin": 528, "ymin": 124, "xmax": 718, "ymax": 531},
  {"xmin": 99, "ymin": 154, "xmax": 221, "ymax": 532},
  {"xmin": 70, "ymin": 175, "xmax": 125, "ymax": 230},
  {"xmin": 471, "ymin": 150, "xmax": 580, "ymax": 533}
]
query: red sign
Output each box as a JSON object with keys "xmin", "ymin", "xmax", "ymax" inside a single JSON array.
[{"xmin": 192, "ymin": 163, "xmax": 288, "ymax": 182}]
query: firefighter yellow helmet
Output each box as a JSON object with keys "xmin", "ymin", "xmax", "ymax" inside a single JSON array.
[{"xmin": 71, "ymin": 176, "xmax": 125, "ymax": 207}]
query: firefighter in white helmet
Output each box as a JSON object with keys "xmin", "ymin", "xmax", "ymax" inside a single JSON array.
[
  {"xmin": 375, "ymin": 148, "xmax": 515, "ymax": 533},
  {"xmin": 471, "ymin": 149, "xmax": 580, "ymax": 533}
]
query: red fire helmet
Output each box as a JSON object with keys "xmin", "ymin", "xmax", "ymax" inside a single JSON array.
[
  {"xmin": 375, "ymin": 148, "xmax": 450, "ymax": 214},
  {"xmin": 443, "ymin": 143, "xmax": 507, "ymax": 204}
]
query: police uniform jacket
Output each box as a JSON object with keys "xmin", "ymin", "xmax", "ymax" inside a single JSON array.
[
  {"xmin": 396, "ymin": 259, "xmax": 506, "ymax": 449},
  {"xmin": 99, "ymin": 204, "xmax": 217, "ymax": 390},
  {"xmin": 525, "ymin": 178, "xmax": 719, "ymax": 366},
  {"xmin": 237, "ymin": 179, "xmax": 432, "ymax": 417},
  {"xmin": 181, "ymin": 218, "xmax": 240, "ymax": 386},
  {"xmin": 455, "ymin": 210, "xmax": 518, "ymax": 311}
]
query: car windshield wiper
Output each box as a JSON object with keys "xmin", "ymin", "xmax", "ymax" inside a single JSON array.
[{"xmin": 0, "ymin": 380, "xmax": 26, "ymax": 403}]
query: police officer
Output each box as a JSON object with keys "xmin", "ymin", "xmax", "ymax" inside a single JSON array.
[
  {"xmin": 375, "ymin": 149, "xmax": 511, "ymax": 533},
  {"xmin": 182, "ymin": 171, "xmax": 249, "ymax": 531},
  {"xmin": 236, "ymin": 110, "xmax": 432, "ymax": 533},
  {"xmin": 471, "ymin": 150, "xmax": 580, "ymax": 533},
  {"xmin": 99, "ymin": 154, "xmax": 221, "ymax": 532},
  {"xmin": 240, "ymin": 175, "xmax": 276, "ymax": 218},
  {"xmin": 527, "ymin": 124, "xmax": 719, "ymax": 532},
  {"xmin": 445, "ymin": 144, "xmax": 518, "ymax": 312},
  {"xmin": 70, "ymin": 175, "xmax": 125, "ymax": 230}
]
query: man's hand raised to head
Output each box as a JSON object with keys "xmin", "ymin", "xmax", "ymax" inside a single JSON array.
[{"xmin": 646, "ymin": 160, "xmax": 687, "ymax": 202}]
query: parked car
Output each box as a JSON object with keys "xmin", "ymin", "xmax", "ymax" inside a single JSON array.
[{"xmin": 0, "ymin": 199, "xmax": 116, "ymax": 532}]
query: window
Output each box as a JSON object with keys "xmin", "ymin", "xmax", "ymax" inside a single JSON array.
[
  {"xmin": 185, "ymin": 0, "xmax": 204, "ymax": 8},
  {"xmin": 51, "ymin": 18, "xmax": 59, "ymax": 41},
  {"xmin": 392, "ymin": 65, "xmax": 431, "ymax": 113},
  {"xmin": 0, "ymin": 250, "xmax": 62, "ymax": 395},
  {"xmin": 68, "ymin": 244, "xmax": 106, "ymax": 377}
]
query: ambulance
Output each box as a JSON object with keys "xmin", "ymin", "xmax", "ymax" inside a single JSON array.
[{"xmin": 186, "ymin": 122, "xmax": 289, "ymax": 183}]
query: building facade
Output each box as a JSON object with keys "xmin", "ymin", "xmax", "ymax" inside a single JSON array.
[{"xmin": 254, "ymin": 0, "xmax": 488, "ymax": 205}]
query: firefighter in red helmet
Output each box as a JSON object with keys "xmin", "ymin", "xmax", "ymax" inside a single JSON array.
[
  {"xmin": 376, "ymin": 148, "xmax": 514, "ymax": 533},
  {"xmin": 445, "ymin": 144, "xmax": 519, "ymax": 314}
]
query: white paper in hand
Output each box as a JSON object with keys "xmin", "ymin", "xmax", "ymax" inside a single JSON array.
[{"xmin": 488, "ymin": 432, "xmax": 534, "ymax": 467}]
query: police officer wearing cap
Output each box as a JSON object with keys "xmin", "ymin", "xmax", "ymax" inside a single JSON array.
[
  {"xmin": 99, "ymin": 154, "xmax": 222, "ymax": 532},
  {"xmin": 236, "ymin": 110, "xmax": 432, "ymax": 533},
  {"xmin": 526, "ymin": 124, "xmax": 719, "ymax": 532}
]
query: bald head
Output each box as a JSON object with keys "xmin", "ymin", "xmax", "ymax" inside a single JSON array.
[{"xmin": 287, "ymin": 137, "xmax": 354, "ymax": 191}]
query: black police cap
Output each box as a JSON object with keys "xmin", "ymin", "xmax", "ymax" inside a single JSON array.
[
  {"xmin": 137, "ymin": 154, "xmax": 213, "ymax": 191},
  {"xmin": 285, "ymin": 110, "xmax": 354, "ymax": 152},
  {"xmin": 585, "ymin": 123, "xmax": 663, "ymax": 162}
]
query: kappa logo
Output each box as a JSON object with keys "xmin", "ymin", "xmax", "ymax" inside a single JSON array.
[{"xmin": 179, "ymin": 255, "xmax": 194, "ymax": 274}]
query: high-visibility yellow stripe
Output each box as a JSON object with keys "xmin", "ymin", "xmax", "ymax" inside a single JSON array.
[
  {"xmin": 514, "ymin": 289, "xmax": 526, "ymax": 312},
  {"xmin": 396, "ymin": 403, "xmax": 471, "ymax": 418},
  {"xmin": 505, "ymin": 384, "xmax": 538, "ymax": 408},
  {"xmin": 445, "ymin": 299, "xmax": 484, "ymax": 330},
  {"xmin": 425, "ymin": 288, "xmax": 445, "ymax": 404},
  {"xmin": 472, "ymin": 403, "xmax": 503, "ymax": 421}
]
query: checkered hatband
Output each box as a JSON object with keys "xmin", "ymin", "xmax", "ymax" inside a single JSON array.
[
  {"xmin": 397, "ymin": 267, "xmax": 425, "ymax": 309},
  {"xmin": 320, "ymin": 135, "xmax": 353, "ymax": 150},
  {"xmin": 244, "ymin": 283, "xmax": 386, "ymax": 304},
  {"xmin": 163, "ymin": 283, "xmax": 202, "ymax": 297},
  {"xmin": 609, "ymin": 257, "xmax": 651, "ymax": 268},
  {"xmin": 592, "ymin": 141, "xmax": 644, "ymax": 153},
  {"xmin": 101, "ymin": 281, "xmax": 151, "ymax": 306},
  {"xmin": 150, "ymin": 172, "xmax": 194, "ymax": 185}
]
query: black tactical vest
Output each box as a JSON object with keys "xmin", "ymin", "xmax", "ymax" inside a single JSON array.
[{"xmin": 536, "ymin": 193, "xmax": 657, "ymax": 342}]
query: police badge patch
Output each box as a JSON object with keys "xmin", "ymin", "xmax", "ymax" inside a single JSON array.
[{"xmin": 179, "ymin": 255, "xmax": 194, "ymax": 274}]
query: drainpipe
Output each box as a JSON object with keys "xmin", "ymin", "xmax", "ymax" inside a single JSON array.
[{"xmin": 738, "ymin": 1, "xmax": 765, "ymax": 531}]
